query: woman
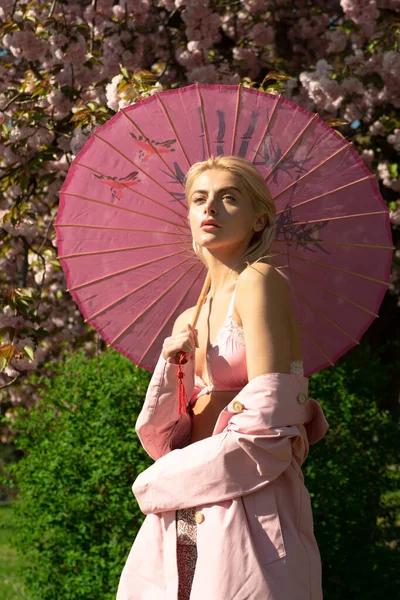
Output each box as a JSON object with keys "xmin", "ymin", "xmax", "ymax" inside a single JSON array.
[{"xmin": 117, "ymin": 155, "xmax": 329, "ymax": 600}]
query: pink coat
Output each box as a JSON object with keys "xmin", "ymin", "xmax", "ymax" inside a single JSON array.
[{"xmin": 116, "ymin": 356, "xmax": 329, "ymax": 600}]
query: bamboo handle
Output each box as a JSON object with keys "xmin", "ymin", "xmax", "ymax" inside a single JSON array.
[{"xmin": 190, "ymin": 271, "xmax": 211, "ymax": 329}]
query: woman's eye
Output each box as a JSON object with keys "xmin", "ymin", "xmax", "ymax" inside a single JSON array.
[
  {"xmin": 223, "ymin": 195, "xmax": 236, "ymax": 202},
  {"xmin": 193, "ymin": 197, "xmax": 205, "ymax": 204}
]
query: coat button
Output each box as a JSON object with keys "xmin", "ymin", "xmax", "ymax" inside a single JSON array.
[
  {"xmin": 297, "ymin": 393, "xmax": 308, "ymax": 404},
  {"xmin": 193, "ymin": 511, "xmax": 205, "ymax": 524},
  {"xmin": 232, "ymin": 400, "xmax": 244, "ymax": 412}
]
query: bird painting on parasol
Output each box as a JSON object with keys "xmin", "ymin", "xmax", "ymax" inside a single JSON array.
[
  {"xmin": 129, "ymin": 132, "xmax": 177, "ymax": 162},
  {"xmin": 94, "ymin": 170, "xmax": 141, "ymax": 202}
]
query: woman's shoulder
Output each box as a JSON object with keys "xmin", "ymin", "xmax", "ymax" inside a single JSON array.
[
  {"xmin": 237, "ymin": 262, "xmax": 291, "ymax": 300},
  {"xmin": 171, "ymin": 305, "xmax": 197, "ymax": 335}
]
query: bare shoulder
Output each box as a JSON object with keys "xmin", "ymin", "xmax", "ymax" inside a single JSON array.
[
  {"xmin": 236, "ymin": 262, "xmax": 291, "ymax": 308},
  {"xmin": 235, "ymin": 263, "xmax": 298, "ymax": 376},
  {"xmin": 236, "ymin": 262, "xmax": 302, "ymax": 370},
  {"xmin": 171, "ymin": 305, "xmax": 196, "ymax": 335}
]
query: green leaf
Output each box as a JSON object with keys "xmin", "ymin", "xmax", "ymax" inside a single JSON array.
[
  {"xmin": 0, "ymin": 344, "xmax": 16, "ymax": 369},
  {"xmin": 23, "ymin": 345, "xmax": 35, "ymax": 361},
  {"xmin": 388, "ymin": 163, "xmax": 398, "ymax": 179}
]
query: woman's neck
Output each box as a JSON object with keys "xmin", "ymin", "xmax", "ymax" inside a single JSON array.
[{"xmin": 203, "ymin": 249, "xmax": 241, "ymax": 297}]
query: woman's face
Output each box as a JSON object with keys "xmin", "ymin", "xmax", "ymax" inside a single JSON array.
[{"xmin": 188, "ymin": 168, "xmax": 259, "ymax": 253}]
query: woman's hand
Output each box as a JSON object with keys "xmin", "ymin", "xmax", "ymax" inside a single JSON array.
[{"xmin": 161, "ymin": 323, "xmax": 199, "ymax": 365}]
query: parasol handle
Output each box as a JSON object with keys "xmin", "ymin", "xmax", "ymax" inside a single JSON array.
[
  {"xmin": 189, "ymin": 271, "xmax": 211, "ymax": 329},
  {"xmin": 176, "ymin": 271, "xmax": 210, "ymax": 414}
]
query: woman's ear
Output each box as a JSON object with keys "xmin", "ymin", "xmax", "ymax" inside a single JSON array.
[{"xmin": 254, "ymin": 215, "xmax": 268, "ymax": 232}]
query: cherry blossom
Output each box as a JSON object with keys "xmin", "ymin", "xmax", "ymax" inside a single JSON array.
[
  {"xmin": 299, "ymin": 60, "xmax": 344, "ymax": 112},
  {"xmin": 388, "ymin": 129, "xmax": 400, "ymax": 152}
]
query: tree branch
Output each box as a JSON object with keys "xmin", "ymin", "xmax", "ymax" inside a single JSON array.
[
  {"xmin": 1, "ymin": 92, "xmax": 24, "ymax": 112},
  {"xmin": 10, "ymin": 0, "xmax": 19, "ymax": 19},
  {"xmin": 90, "ymin": 0, "xmax": 98, "ymax": 53},
  {"xmin": 19, "ymin": 233, "xmax": 49, "ymax": 307},
  {"xmin": 19, "ymin": 237, "xmax": 29, "ymax": 288},
  {"xmin": 0, "ymin": 375, "xmax": 20, "ymax": 390},
  {"xmin": 49, "ymin": 0, "xmax": 58, "ymax": 18}
]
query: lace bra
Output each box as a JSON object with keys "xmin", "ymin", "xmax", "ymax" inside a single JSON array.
[{"xmin": 191, "ymin": 285, "xmax": 304, "ymax": 402}]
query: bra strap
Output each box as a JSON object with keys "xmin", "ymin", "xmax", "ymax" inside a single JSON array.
[{"xmin": 227, "ymin": 284, "xmax": 237, "ymax": 319}]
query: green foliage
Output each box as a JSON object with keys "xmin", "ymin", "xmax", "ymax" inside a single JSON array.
[
  {"xmin": 306, "ymin": 345, "xmax": 400, "ymax": 599},
  {"xmin": 0, "ymin": 503, "xmax": 31, "ymax": 599},
  {"xmin": 3, "ymin": 349, "xmax": 152, "ymax": 600},
  {"xmin": 2, "ymin": 345, "xmax": 399, "ymax": 599}
]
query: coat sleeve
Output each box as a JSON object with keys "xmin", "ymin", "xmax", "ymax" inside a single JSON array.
[
  {"xmin": 135, "ymin": 354, "xmax": 195, "ymax": 461},
  {"xmin": 132, "ymin": 372, "xmax": 329, "ymax": 515},
  {"xmin": 132, "ymin": 422, "xmax": 299, "ymax": 514}
]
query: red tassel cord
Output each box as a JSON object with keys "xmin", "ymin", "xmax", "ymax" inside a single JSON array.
[{"xmin": 177, "ymin": 351, "xmax": 189, "ymax": 416}]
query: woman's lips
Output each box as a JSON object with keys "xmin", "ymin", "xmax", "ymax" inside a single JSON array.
[{"xmin": 201, "ymin": 224, "xmax": 221, "ymax": 231}]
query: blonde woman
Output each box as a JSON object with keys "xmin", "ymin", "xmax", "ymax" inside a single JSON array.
[{"xmin": 117, "ymin": 156, "xmax": 329, "ymax": 600}]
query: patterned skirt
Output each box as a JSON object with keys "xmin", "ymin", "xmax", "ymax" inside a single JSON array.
[{"xmin": 176, "ymin": 508, "xmax": 197, "ymax": 600}]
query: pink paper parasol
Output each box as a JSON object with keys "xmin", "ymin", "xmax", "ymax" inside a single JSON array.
[{"xmin": 55, "ymin": 83, "xmax": 394, "ymax": 376}]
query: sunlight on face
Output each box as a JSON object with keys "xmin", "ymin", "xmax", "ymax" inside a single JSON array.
[{"xmin": 188, "ymin": 169, "xmax": 256, "ymax": 253}]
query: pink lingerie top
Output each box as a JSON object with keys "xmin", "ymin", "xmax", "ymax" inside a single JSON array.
[
  {"xmin": 176, "ymin": 285, "xmax": 304, "ymax": 546},
  {"xmin": 190, "ymin": 284, "xmax": 303, "ymax": 403},
  {"xmin": 190, "ymin": 285, "xmax": 248, "ymax": 403}
]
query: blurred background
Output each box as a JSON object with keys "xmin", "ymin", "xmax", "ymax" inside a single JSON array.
[{"xmin": 0, "ymin": 1, "xmax": 399, "ymax": 599}]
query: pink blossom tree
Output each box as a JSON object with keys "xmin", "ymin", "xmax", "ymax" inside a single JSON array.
[{"xmin": 0, "ymin": 0, "xmax": 399, "ymax": 435}]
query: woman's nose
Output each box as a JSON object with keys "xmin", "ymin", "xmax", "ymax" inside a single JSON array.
[
  {"xmin": 204, "ymin": 205, "xmax": 217, "ymax": 214},
  {"xmin": 203, "ymin": 198, "xmax": 217, "ymax": 214}
]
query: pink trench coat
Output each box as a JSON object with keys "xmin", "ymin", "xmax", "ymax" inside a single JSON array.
[{"xmin": 116, "ymin": 356, "xmax": 329, "ymax": 600}]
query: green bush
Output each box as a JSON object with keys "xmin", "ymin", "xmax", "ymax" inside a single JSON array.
[
  {"xmin": 306, "ymin": 345, "xmax": 400, "ymax": 599},
  {"xmin": 2, "ymin": 345, "xmax": 399, "ymax": 599},
  {"xmin": 4, "ymin": 349, "xmax": 152, "ymax": 600}
]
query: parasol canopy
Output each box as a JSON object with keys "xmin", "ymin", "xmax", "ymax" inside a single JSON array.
[{"xmin": 55, "ymin": 83, "xmax": 394, "ymax": 376}]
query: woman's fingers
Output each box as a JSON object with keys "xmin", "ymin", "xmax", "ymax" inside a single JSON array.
[
  {"xmin": 162, "ymin": 324, "xmax": 199, "ymax": 363},
  {"xmin": 165, "ymin": 335, "xmax": 194, "ymax": 354},
  {"xmin": 183, "ymin": 324, "xmax": 199, "ymax": 348},
  {"xmin": 188, "ymin": 324, "xmax": 199, "ymax": 348}
]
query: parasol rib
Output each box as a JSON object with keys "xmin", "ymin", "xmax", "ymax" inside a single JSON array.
[
  {"xmin": 296, "ymin": 292, "xmax": 360, "ymax": 344},
  {"xmin": 67, "ymin": 249, "xmax": 188, "ymax": 292},
  {"xmin": 297, "ymin": 321, "xmax": 335, "ymax": 367},
  {"xmin": 231, "ymin": 84, "xmax": 242, "ymax": 155},
  {"xmin": 271, "ymin": 142, "xmax": 353, "ymax": 201},
  {"xmin": 85, "ymin": 257, "xmax": 195, "ymax": 323},
  {"xmin": 109, "ymin": 263, "xmax": 203, "ymax": 346},
  {"xmin": 277, "ymin": 210, "xmax": 389, "ymax": 227},
  {"xmin": 155, "ymin": 92, "xmax": 191, "ymax": 168},
  {"xmin": 58, "ymin": 240, "xmax": 190, "ymax": 260},
  {"xmin": 276, "ymin": 174, "xmax": 375, "ymax": 216},
  {"xmin": 265, "ymin": 114, "xmax": 319, "ymax": 183},
  {"xmin": 273, "ymin": 238, "xmax": 395, "ymax": 251},
  {"xmin": 272, "ymin": 249, "xmax": 390, "ymax": 286},
  {"xmin": 54, "ymin": 223, "xmax": 191, "ymax": 237},
  {"xmin": 138, "ymin": 265, "xmax": 207, "ymax": 365},
  {"xmin": 279, "ymin": 264, "xmax": 380, "ymax": 317},
  {"xmin": 60, "ymin": 191, "xmax": 188, "ymax": 231},
  {"xmin": 250, "ymin": 94, "xmax": 281, "ymax": 164},
  {"xmin": 196, "ymin": 83, "xmax": 211, "ymax": 158}
]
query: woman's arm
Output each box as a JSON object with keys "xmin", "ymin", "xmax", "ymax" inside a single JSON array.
[
  {"xmin": 235, "ymin": 262, "xmax": 295, "ymax": 378},
  {"xmin": 132, "ymin": 266, "xmax": 328, "ymax": 514},
  {"xmin": 135, "ymin": 308, "xmax": 196, "ymax": 461}
]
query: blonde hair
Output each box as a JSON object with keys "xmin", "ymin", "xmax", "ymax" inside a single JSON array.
[{"xmin": 185, "ymin": 155, "xmax": 276, "ymax": 276}]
